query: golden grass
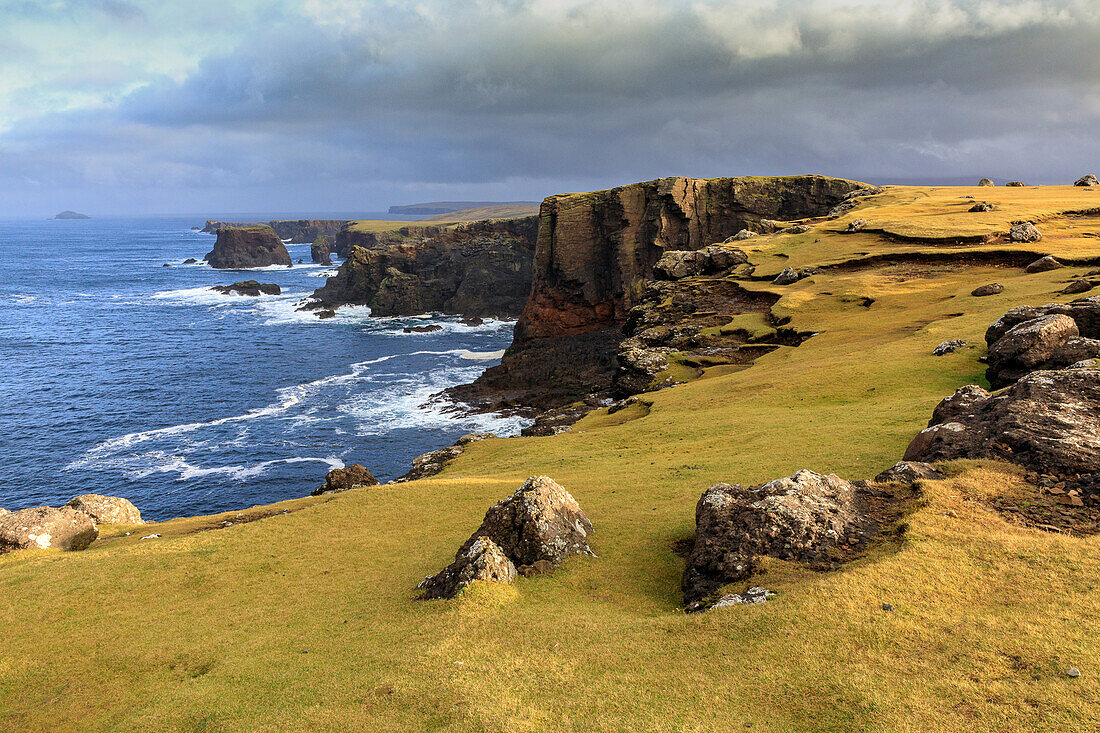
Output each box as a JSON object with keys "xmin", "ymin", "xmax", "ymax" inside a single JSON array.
[{"xmin": 1, "ymin": 186, "xmax": 1099, "ymax": 731}]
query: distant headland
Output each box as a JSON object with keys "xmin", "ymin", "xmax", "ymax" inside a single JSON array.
[
  {"xmin": 387, "ymin": 200, "xmax": 538, "ymax": 215},
  {"xmin": 54, "ymin": 211, "xmax": 90, "ymax": 219}
]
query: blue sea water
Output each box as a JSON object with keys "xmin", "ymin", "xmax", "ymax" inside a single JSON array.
[{"xmin": 0, "ymin": 215, "xmax": 528, "ymax": 521}]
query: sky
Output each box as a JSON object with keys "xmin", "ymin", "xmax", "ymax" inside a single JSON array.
[{"xmin": 1, "ymin": 0, "xmax": 1098, "ymax": 216}]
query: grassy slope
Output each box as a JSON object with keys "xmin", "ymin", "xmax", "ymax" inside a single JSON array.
[
  {"xmin": 344, "ymin": 205, "xmax": 539, "ymax": 237},
  {"xmin": 3, "ymin": 187, "xmax": 1100, "ymax": 731}
]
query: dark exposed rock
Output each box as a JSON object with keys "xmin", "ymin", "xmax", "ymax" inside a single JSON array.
[
  {"xmin": 827, "ymin": 186, "xmax": 883, "ymax": 217},
  {"xmin": 417, "ymin": 537, "xmax": 517, "ymax": 600},
  {"xmin": 654, "ymin": 246, "xmax": 748, "ymax": 280},
  {"xmin": 399, "ymin": 433, "xmax": 495, "ymax": 482},
  {"xmin": 1009, "ymin": 222, "xmax": 1042, "ymax": 243},
  {"xmin": 183, "ymin": 258, "xmax": 198, "ymax": 264},
  {"xmin": 933, "ymin": 339, "xmax": 968, "ymax": 356},
  {"xmin": 971, "ymin": 283, "xmax": 1004, "ymax": 297},
  {"xmin": 845, "ymin": 218, "xmax": 868, "ymax": 232},
  {"xmin": 54, "ymin": 211, "xmax": 90, "ymax": 219},
  {"xmin": 316, "ymin": 309, "xmax": 336, "ymax": 319},
  {"xmin": 1006, "ymin": 181, "xmax": 1027, "ymax": 187},
  {"xmin": 903, "ymin": 368, "xmax": 1100, "ymax": 475},
  {"xmin": 0, "ymin": 507, "xmax": 98, "ymax": 553},
  {"xmin": 202, "ymin": 219, "xmax": 347, "ymax": 243},
  {"xmin": 462, "ymin": 316, "xmax": 485, "ymax": 326},
  {"xmin": 66, "ymin": 495, "xmax": 143, "ymax": 525},
  {"xmin": 204, "ymin": 226, "xmax": 291, "ymax": 269},
  {"xmin": 1025, "ymin": 255, "xmax": 1062, "ymax": 273},
  {"xmin": 1075, "ymin": 174, "xmax": 1099, "ymax": 187},
  {"xmin": 978, "ymin": 178, "xmax": 995, "ymax": 186},
  {"xmin": 874, "ymin": 461, "xmax": 944, "ymax": 484},
  {"xmin": 403, "ymin": 324, "xmax": 443, "ymax": 333},
  {"xmin": 773, "ymin": 266, "xmax": 822, "ymax": 285},
  {"xmin": 312, "ymin": 218, "xmax": 536, "ymax": 318},
  {"xmin": 1063, "ymin": 279, "xmax": 1096, "ymax": 295},
  {"xmin": 725, "ymin": 229, "xmax": 757, "ymax": 241},
  {"xmin": 984, "ymin": 298, "xmax": 1100, "ymax": 387},
  {"xmin": 520, "ymin": 404, "xmax": 597, "ymax": 437},
  {"xmin": 311, "ymin": 464, "xmax": 379, "ymax": 496},
  {"xmin": 682, "ymin": 470, "xmax": 864, "ymax": 603},
  {"xmin": 311, "ymin": 235, "xmax": 333, "ymax": 266},
  {"xmin": 418, "ymin": 476, "xmax": 594, "ymax": 599},
  {"xmin": 968, "ymin": 202, "xmax": 996, "ymax": 212},
  {"xmin": 211, "ymin": 280, "xmax": 281, "ymax": 297},
  {"xmin": 452, "ymin": 175, "xmax": 872, "ymax": 411}
]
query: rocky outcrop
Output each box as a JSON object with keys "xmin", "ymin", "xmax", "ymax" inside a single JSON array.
[
  {"xmin": 969, "ymin": 201, "xmax": 995, "ymax": 212},
  {"xmin": 1075, "ymin": 174, "xmax": 1099, "ymax": 187},
  {"xmin": 978, "ymin": 178, "xmax": 995, "ymax": 186},
  {"xmin": 204, "ymin": 226, "xmax": 291, "ymax": 269},
  {"xmin": 212, "ymin": 280, "xmax": 281, "ymax": 296},
  {"xmin": 904, "ymin": 368, "xmax": 1100, "ymax": 475},
  {"xmin": 972, "ymin": 283, "xmax": 1004, "ymax": 297},
  {"xmin": 1024, "ymin": 255, "xmax": 1062, "ymax": 273},
  {"xmin": 453, "ymin": 176, "xmax": 870, "ymax": 410},
  {"xmin": 308, "ymin": 218, "xmax": 537, "ymax": 318},
  {"xmin": 312, "ymin": 464, "xmax": 379, "ymax": 496},
  {"xmin": 311, "ymin": 235, "xmax": 333, "ymax": 266},
  {"xmin": 399, "ymin": 433, "xmax": 494, "ymax": 482},
  {"xmin": 1006, "ymin": 181, "xmax": 1027, "ymax": 187},
  {"xmin": 874, "ymin": 461, "xmax": 944, "ymax": 484},
  {"xmin": 682, "ymin": 470, "xmax": 864, "ymax": 603},
  {"xmin": 202, "ymin": 219, "xmax": 347, "ymax": 243},
  {"xmin": 65, "ymin": 495, "xmax": 143, "ymax": 525},
  {"xmin": 418, "ymin": 476, "xmax": 594, "ymax": 599},
  {"xmin": 1009, "ymin": 222, "xmax": 1042, "ymax": 243},
  {"xmin": 0, "ymin": 507, "xmax": 98, "ymax": 553},
  {"xmin": 653, "ymin": 246, "xmax": 748, "ymax": 280},
  {"xmin": 933, "ymin": 339, "xmax": 968, "ymax": 356},
  {"xmin": 984, "ymin": 297, "xmax": 1100, "ymax": 387}
]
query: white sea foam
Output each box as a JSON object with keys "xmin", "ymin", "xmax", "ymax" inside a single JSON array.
[
  {"xmin": 12, "ymin": 294, "xmax": 38, "ymax": 304},
  {"xmin": 459, "ymin": 349, "xmax": 506, "ymax": 360}
]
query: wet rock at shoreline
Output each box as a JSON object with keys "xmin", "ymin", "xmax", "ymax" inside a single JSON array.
[
  {"xmin": 312, "ymin": 464, "xmax": 379, "ymax": 496},
  {"xmin": 212, "ymin": 280, "xmax": 281, "ymax": 297},
  {"xmin": 403, "ymin": 324, "xmax": 443, "ymax": 333},
  {"xmin": 0, "ymin": 507, "xmax": 98, "ymax": 553},
  {"xmin": 66, "ymin": 495, "xmax": 144, "ymax": 525}
]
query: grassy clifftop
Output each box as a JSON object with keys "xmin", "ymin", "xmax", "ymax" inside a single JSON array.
[{"xmin": 2, "ymin": 185, "xmax": 1099, "ymax": 731}]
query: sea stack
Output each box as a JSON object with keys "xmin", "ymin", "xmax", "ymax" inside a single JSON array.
[
  {"xmin": 204, "ymin": 225, "xmax": 292, "ymax": 269},
  {"xmin": 311, "ymin": 235, "xmax": 333, "ymax": 266}
]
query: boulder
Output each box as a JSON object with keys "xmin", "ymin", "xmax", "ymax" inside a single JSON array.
[
  {"xmin": 986, "ymin": 314, "xmax": 1079, "ymax": 387},
  {"xmin": 978, "ymin": 178, "xmax": 995, "ymax": 187},
  {"xmin": 933, "ymin": 339, "xmax": 968, "ymax": 356},
  {"xmin": 1074, "ymin": 174, "xmax": 1099, "ymax": 187},
  {"xmin": 1009, "ymin": 222, "xmax": 1042, "ymax": 243},
  {"xmin": 400, "ymin": 433, "xmax": 494, "ymax": 482},
  {"xmin": 653, "ymin": 247, "xmax": 747, "ymax": 280},
  {"xmin": 757, "ymin": 219, "xmax": 781, "ymax": 234},
  {"xmin": 845, "ymin": 218, "xmax": 868, "ymax": 232},
  {"xmin": 703, "ymin": 245, "xmax": 749, "ymax": 272},
  {"xmin": 312, "ymin": 464, "xmax": 379, "ymax": 496},
  {"xmin": 874, "ymin": 461, "xmax": 944, "ymax": 484},
  {"xmin": 615, "ymin": 342, "xmax": 670, "ymax": 395},
  {"xmin": 1006, "ymin": 181, "xmax": 1027, "ymax": 187},
  {"xmin": 682, "ymin": 470, "xmax": 863, "ymax": 603},
  {"xmin": 725, "ymin": 229, "xmax": 757, "ymax": 241},
  {"xmin": 65, "ymin": 495, "xmax": 143, "ymax": 525},
  {"xmin": 779, "ymin": 224, "xmax": 811, "ymax": 235},
  {"xmin": 419, "ymin": 476, "xmax": 593, "ymax": 599},
  {"xmin": 971, "ymin": 283, "xmax": 1004, "ymax": 297},
  {"xmin": 903, "ymin": 368, "xmax": 1100, "ymax": 475},
  {"xmin": 773, "ymin": 267, "xmax": 801, "ymax": 285},
  {"xmin": 985, "ymin": 298, "xmax": 1100, "ymax": 343},
  {"xmin": 1063, "ymin": 279, "xmax": 1096, "ymax": 295},
  {"xmin": 204, "ymin": 226, "xmax": 291, "ymax": 269},
  {"xmin": 417, "ymin": 537, "xmax": 517, "ymax": 600},
  {"xmin": 311, "ymin": 235, "xmax": 333, "ymax": 266},
  {"xmin": 1025, "ymin": 255, "xmax": 1063, "ymax": 273},
  {"xmin": 211, "ymin": 280, "xmax": 281, "ymax": 297},
  {"xmin": 0, "ymin": 507, "xmax": 98, "ymax": 553},
  {"xmin": 968, "ymin": 202, "xmax": 996, "ymax": 212}
]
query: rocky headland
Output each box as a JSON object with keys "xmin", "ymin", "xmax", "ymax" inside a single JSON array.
[
  {"xmin": 447, "ymin": 175, "xmax": 875, "ymax": 412},
  {"xmin": 304, "ymin": 217, "xmax": 538, "ymax": 318},
  {"xmin": 204, "ymin": 225, "xmax": 292, "ymax": 269},
  {"xmin": 202, "ymin": 219, "xmax": 347, "ymax": 244}
]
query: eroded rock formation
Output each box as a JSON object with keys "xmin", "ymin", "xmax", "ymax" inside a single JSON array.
[
  {"xmin": 307, "ymin": 218, "xmax": 537, "ymax": 318},
  {"xmin": 312, "ymin": 464, "xmax": 379, "ymax": 496},
  {"xmin": 205, "ymin": 226, "xmax": 291, "ymax": 269},
  {"xmin": 66, "ymin": 495, "xmax": 143, "ymax": 525},
  {"xmin": 311, "ymin": 235, "xmax": 333, "ymax": 266},
  {"xmin": 0, "ymin": 507, "xmax": 98, "ymax": 553},
  {"xmin": 202, "ymin": 219, "xmax": 347, "ymax": 243}
]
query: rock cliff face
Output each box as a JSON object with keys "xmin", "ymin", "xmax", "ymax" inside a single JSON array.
[
  {"xmin": 202, "ymin": 219, "xmax": 347, "ymax": 243},
  {"xmin": 308, "ymin": 218, "xmax": 537, "ymax": 317},
  {"xmin": 453, "ymin": 175, "xmax": 872, "ymax": 409},
  {"xmin": 205, "ymin": 226, "xmax": 292, "ymax": 269}
]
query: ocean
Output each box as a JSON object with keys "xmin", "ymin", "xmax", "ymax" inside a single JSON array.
[{"xmin": 0, "ymin": 215, "xmax": 528, "ymax": 521}]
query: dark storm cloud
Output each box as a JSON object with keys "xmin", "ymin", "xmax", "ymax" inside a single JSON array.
[{"xmin": 2, "ymin": 0, "xmax": 1099, "ymax": 214}]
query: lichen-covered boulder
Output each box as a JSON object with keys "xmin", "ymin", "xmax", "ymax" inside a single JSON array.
[
  {"xmin": 986, "ymin": 314, "xmax": 1079, "ymax": 387},
  {"xmin": 845, "ymin": 218, "xmax": 868, "ymax": 232},
  {"xmin": 874, "ymin": 461, "xmax": 944, "ymax": 484},
  {"xmin": 725, "ymin": 229, "xmax": 757, "ymax": 241},
  {"xmin": 1074, "ymin": 174, "xmax": 1099, "ymax": 187},
  {"xmin": 773, "ymin": 267, "xmax": 800, "ymax": 285},
  {"xmin": 933, "ymin": 340, "xmax": 968, "ymax": 356},
  {"xmin": 702, "ymin": 245, "xmax": 748, "ymax": 272},
  {"xmin": 66, "ymin": 495, "xmax": 144, "ymax": 525},
  {"xmin": 312, "ymin": 464, "xmax": 379, "ymax": 496},
  {"xmin": 417, "ymin": 537, "xmax": 517, "ymax": 600},
  {"xmin": 682, "ymin": 470, "xmax": 862, "ymax": 603},
  {"xmin": 654, "ymin": 250, "xmax": 709, "ymax": 280},
  {"xmin": 0, "ymin": 507, "xmax": 98, "ymax": 553},
  {"xmin": 904, "ymin": 368, "xmax": 1100, "ymax": 475},
  {"xmin": 1006, "ymin": 181, "xmax": 1027, "ymax": 187},
  {"xmin": 978, "ymin": 178, "xmax": 995, "ymax": 186},
  {"xmin": 971, "ymin": 283, "xmax": 1004, "ymax": 297},
  {"xmin": 969, "ymin": 202, "xmax": 995, "ymax": 212},
  {"xmin": 1009, "ymin": 222, "xmax": 1042, "ymax": 243}
]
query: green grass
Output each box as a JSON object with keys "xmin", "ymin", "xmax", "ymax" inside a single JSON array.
[{"xmin": 2, "ymin": 186, "xmax": 1099, "ymax": 731}]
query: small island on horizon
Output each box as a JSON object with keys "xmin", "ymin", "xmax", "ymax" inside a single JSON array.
[{"xmin": 54, "ymin": 210, "xmax": 90, "ymax": 219}]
